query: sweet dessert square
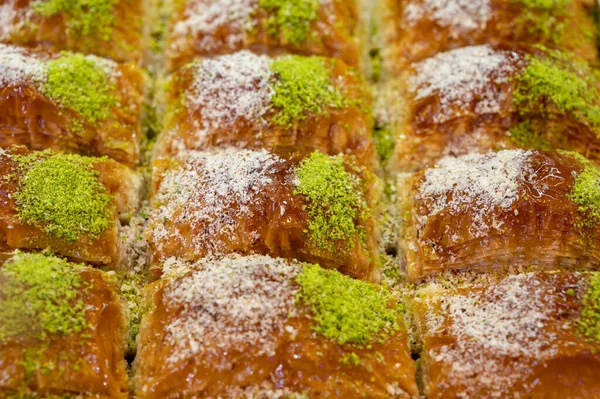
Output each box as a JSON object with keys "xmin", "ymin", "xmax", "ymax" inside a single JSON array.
[
  {"xmin": 0, "ymin": 0, "xmax": 143, "ymax": 63},
  {"xmin": 382, "ymin": 45, "xmax": 600, "ymax": 172},
  {"xmin": 380, "ymin": 0, "xmax": 597, "ymax": 71},
  {"xmin": 146, "ymin": 148, "xmax": 379, "ymax": 281},
  {"xmin": 157, "ymin": 51, "xmax": 376, "ymax": 170},
  {"xmin": 398, "ymin": 149, "xmax": 600, "ymax": 281},
  {"xmin": 411, "ymin": 271, "xmax": 600, "ymax": 398},
  {"xmin": 166, "ymin": 0, "xmax": 362, "ymax": 71},
  {"xmin": 0, "ymin": 146, "xmax": 141, "ymax": 268},
  {"xmin": 0, "ymin": 251, "xmax": 129, "ymax": 398},
  {"xmin": 134, "ymin": 255, "xmax": 418, "ymax": 398},
  {"xmin": 0, "ymin": 44, "xmax": 145, "ymax": 166}
]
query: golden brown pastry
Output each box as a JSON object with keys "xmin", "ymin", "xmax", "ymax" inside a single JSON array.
[
  {"xmin": 383, "ymin": 45, "xmax": 600, "ymax": 172},
  {"xmin": 157, "ymin": 51, "xmax": 376, "ymax": 170},
  {"xmin": 411, "ymin": 271, "xmax": 600, "ymax": 398},
  {"xmin": 0, "ymin": 146, "xmax": 141, "ymax": 268},
  {"xmin": 0, "ymin": 0, "xmax": 143, "ymax": 63},
  {"xmin": 398, "ymin": 149, "xmax": 600, "ymax": 281},
  {"xmin": 134, "ymin": 254, "xmax": 418, "ymax": 398},
  {"xmin": 166, "ymin": 0, "xmax": 362, "ymax": 71},
  {"xmin": 0, "ymin": 251, "xmax": 129, "ymax": 398},
  {"xmin": 380, "ymin": 0, "xmax": 597, "ymax": 71},
  {"xmin": 0, "ymin": 44, "xmax": 145, "ymax": 166},
  {"xmin": 145, "ymin": 148, "xmax": 378, "ymax": 281}
]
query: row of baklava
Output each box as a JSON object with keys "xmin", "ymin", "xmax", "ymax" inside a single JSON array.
[
  {"xmin": 375, "ymin": 0, "xmax": 600, "ymax": 398},
  {"xmin": 0, "ymin": 0, "xmax": 388, "ymax": 397},
  {"xmin": 1, "ymin": 0, "xmax": 600, "ymax": 398}
]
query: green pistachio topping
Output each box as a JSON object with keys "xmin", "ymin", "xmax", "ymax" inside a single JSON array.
[
  {"xmin": 512, "ymin": 0, "xmax": 568, "ymax": 9},
  {"xmin": 42, "ymin": 53, "xmax": 117, "ymax": 124},
  {"xmin": 509, "ymin": 121, "xmax": 553, "ymax": 150},
  {"xmin": 373, "ymin": 128, "xmax": 395, "ymax": 164},
  {"xmin": 513, "ymin": 52, "xmax": 600, "ymax": 134},
  {"xmin": 259, "ymin": 0, "xmax": 319, "ymax": 45},
  {"xmin": 510, "ymin": 0, "xmax": 569, "ymax": 44},
  {"xmin": 13, "ymin": 151, "xmax": 112, "ymax": 242},
  {"xmin": 294, "ymin": 151, "xmax": 368, "ymax": 253},
  {"xmin": 296, "ymin": 264, "xmax": 401, "ymax": 345},
  {"xmin": 563, "ymin": 151, "xmax": 600, "ymax": 229},
  {"xmin": 0, "ymin": 252, "xmax": 89, "ymax": 342},
  {"xmin": 341, "ymin": 352, "xmax": 361, "ymax": 366},
  {"xmin": 270, "ymin": 55, "xmax": 346, "ymax": 127},
  {"xmin": 33, "ymin": 0, "xmax": 118, "ymax": 41},
  {"xmin": 577, "ymin": 272, "xmax": 600, "ymax": 343}
]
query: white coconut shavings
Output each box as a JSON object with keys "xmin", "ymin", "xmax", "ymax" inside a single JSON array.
[
  {"xmin": 170, "ymin": 0, "xmax": 258, "ymax": 53},
  {"xmin": 417, "ymin": 150, "xmax": 534, "ymax": 237},
  {"xmin": 185, "ymin": 51, "xmax": 274, "ymax": 140},
  {"xmin": 0, "ymin": 44, "xmax": 46, "ymax": 86},
  {"xmin": 428, "ymin": 274, "xmax": 562, "ymax": 398},
  {"xmin": 164, "ymin": 254, "xmax": 300, "ymax": 364},
  {"xmin": 150, "ymin": 148, "xmax": 283, "ymax": 257},
  {"xmin": 403, "ymin": 0, "xmax": 491, "ymax": 32},
  {"xmin": 411, "ymin": 45, "xmax": 519, "ymax": 124}
]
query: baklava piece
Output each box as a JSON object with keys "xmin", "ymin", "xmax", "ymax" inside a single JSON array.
[
  {"xmin": 398, "ymin": 149, "xmax": 600, "ymax": 281},
  {"xmin": 412, "ymin": 271, "xmax": 600, "ymax": 398},
  {"xmin": 385, "ymin": 45, "xmax": 600, "ymax": 172},
  {"xmin": 157, "ymin": 51, "xmax": 376, "ymax": 169},
  {"xmin": 0, "ymin": 0, "xmax": 143, "ymax": 63},
  {"xmin": 0, "ymin": 252, "xmax": 129, "ymax": 398},
  {"xmin": 380, "ymin": 0, "xmax": 597, "ymax": 70},
  {"xmin": 166, "ymin": 0, "xmax": 361, "ymax": 71},
  {"xmin": 0, "ymin": 44, "xmax": 145, "ymax": 166},
  {"xmin": 146, "ymin": 149, "xmax": 378, "ymax": 281},
  {"xmin": 0, "ymin": 146, "xmax": 141, "ymax": 268},
  {"xmin": 134, "ymin": 255, "xmax": 418, "ymax": 398}
]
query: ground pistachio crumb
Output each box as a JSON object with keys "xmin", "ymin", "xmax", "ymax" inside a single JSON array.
[
  {"xmin": 510, "ymin": 0, "xmax": 569, "ymax": 44},
  {"xmin": 295, "ymin": 263, "xmax": 401, "ymax": 345},
  {"xmin": 509, "ymin": 120, "xmax": 553, "ymax": 150},
  {"xmin": 513, "ymin": 51, "xmax": 600, "ymax": 134},
  {"xmin": 259, "ymin": 0, "xmax": 320, "ymax": 45},
  {"xmin": 577, "ymin": 272, "xmax": 600, "ymax": 344},
  {"xmin": 0, "ymin": 252, "xmax": 89, "ymax": 342},
  {"xmin": 294, "ymin": 151, "xmax": 368, "ymax": 253},
  {"xmin": 512, "ymin": 0, "xmax": 568, "ymax": 10},
  {"xmin": 42, "ymin": 53, "xmax": 117, "ymax": 124},
  {"xmin": 13, "ymin": 151, "xmax": 112, "ymax": 242},
  {"xmin": 373, "ymin": 127, "xmax": 395, "ymax": 164},
  {"xmin": 270, "ymin": 55, "xmax": 346, "ymax": 127},
  {"xmin": 341, "ymin": 352, "xmax": 362, "ymax": 366},
  {"xmin": 33, "ymin": 0, "xmax": 118, "ymax": 41},
  {"xmin": 562, "ymin": 151, "xmax": 600, "ymax": 229}
]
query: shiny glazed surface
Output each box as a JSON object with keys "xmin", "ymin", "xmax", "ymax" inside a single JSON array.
[
  {"xmin": 0, "ymin": 146, "xmax": 137, "ymax": 268},
  {"xmin": 0, "ymin": 49, "xmax": 144, "ymax": 166},
  {"xmin": 0, "ymin": 0, "xmax": 144, "ymax": 63},
  {"xmin": 166, "ymin": 0, "xmax": 361, "ymax": 71},
  {"xmin": 400, "ymin": 151, "xmax": 600, "ymax": 280},
  {"xmin": 134, "ymin": 273, "xmax": 418, "ymax": 399},
  {"xmin": 0, "ymin": 267, "xmax": 129, "ymax": 398}
]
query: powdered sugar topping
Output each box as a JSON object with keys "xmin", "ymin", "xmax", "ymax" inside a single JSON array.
[
  {"xmin": 149, "ymin": 148, "xmax": 283, "ymax": 258},
  {"xmin": 411, "ymin": 45, "xmax": 520, "ymax": 124},
  {"xmin": 425, "ymin": 273, "xmax": 566, "ymax": 397},
  {"xmin": 403, "ymin": 0, "xmax": 491, "ymax": 32},
  {"xmin": 170, "ymin": 0, "xmax": 258, "ymax": 53},
  {"xmin": 163, "ymin": 254, "xmax": 300, "ymax": 364},
  {"xmin": 0, "ymin": 44, "xmax": 46, "ymax": 86},
  {"xmin": 416, "ymin": 150, "xmax": 534, "ymax": 236},
  {"xmin": 186, "ymin": 51, "xmax": 274, "ymax": 132}
]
